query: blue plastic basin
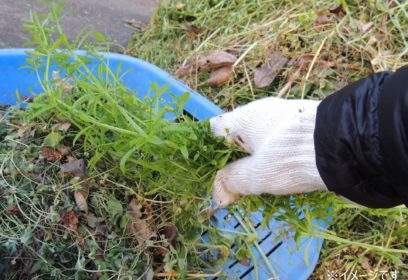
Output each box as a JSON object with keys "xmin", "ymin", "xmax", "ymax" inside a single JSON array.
[{"xmin": 0, "ymin": 49, "xmax": 326, "ymax": 280}]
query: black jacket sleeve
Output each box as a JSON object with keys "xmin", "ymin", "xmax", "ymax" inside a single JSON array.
[{"xmin": 314, "ymin": 66, "xmax": 408, "ymax": 208}]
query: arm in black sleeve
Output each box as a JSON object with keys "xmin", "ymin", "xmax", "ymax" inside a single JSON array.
[{"xmin": 314, "ymin": 66, "xmax": 408, "ymax": 208}]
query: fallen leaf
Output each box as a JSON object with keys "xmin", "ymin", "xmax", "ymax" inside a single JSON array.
[
  {"xmin": 60, "ymin": 210, "xmax": 79, "ymax": 232},
  {"xmin": 43, "ymin": 132, "xmax": 63, "ymax": 148},
  {"xmin": 198, "ymin": 50, "xmax": 237, "ymax": 72},
  {"xmin": 314, "ymin": 13, "xmax": 331, "ymax": 25},
  {"xmin": 329, "ymin": 4, "xmax": 345, "ymax": 15},
  {"xmin": 164, "ymin": 224, "xmax": 177, "ymax": 245},
  {"xmin": 52, "ymin": 121, "xmax": 71, "ymax": 132},
  {"xmin": 74, "ymin": 191, "xmax": 89, "ymax": 214},
  {"xmin": 4, "ymin": 205, "xmax": 20, "ymax": 216},
  {"xmin": 175, "ymin": 63, "xmax": 194, "ymax": 78},
  {"xmin": 254, "ymin": 52, "xmax": 288, "ymax": 88},
  {"xmin": 176, "ymin": 50, "xmax": 237, "ymax": 79},
  {"xmin": 356, "ymin": 20, "xmax": 373, "ymax": 34},
  {"xmin": 95, "ymin": 222, "xmax": 108, "ymax": 236},
  {"xmin": 126, "ymin": 197, "xmax": 153, "ymax": 245},
  {"xmin": 155, "ymin": 247, "xmax": 169, "ymax": 257},
  {"xmin": 17, "ymin": 124, "xmax": 36, "ymax": 139},
  {"xmin": 205, "ymin": 65, "xmax": 234, "ymax": 87},
  {"xmin": 60, "ymin": 159, "xmax": 87, "ymax": 178},
  {"xmin": 180, "ymin": 23, "xmax": 203, "ymax": 35},
  {"xmin": 40, "ymin": 147, "xmax": 62, "ymax": 161},
  {"xmin": 155, "ymin": 222, "xmax": 176, "ymax": 257}
]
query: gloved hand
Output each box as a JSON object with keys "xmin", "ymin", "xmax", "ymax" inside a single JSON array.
[{"xmin": 210, "ymin": 97, "xmax": 327, "ymax": 207}]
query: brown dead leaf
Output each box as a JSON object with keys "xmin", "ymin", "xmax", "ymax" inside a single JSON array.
[
  {"xmin": 40, "ymin": 147, "xmax": 63, "ymax": 161},
  {"xmin": 74, "ymin": 191, "xmax": 89, "ymax": 214},
  {"xmin": 126, "ymin": 197, "xmax": 153, "ymax": 245},
  {"xmin": 60, "ymin": 159, "xmax": 87, "ymax": 178},
  {"xmin": 176, "ymin": 50, "xmax": 236, "ymax": 79},
  {"xmin": 314, "ymin": 13, "xmax": 331, "ymax": 25},
  {"xmin": 155, "ymin": 222, "xmax": 176, "ymax": 257},
  {"xmin": 198, "ymin": 51, "xmax": 237, "ymax": 72},
  {"xmin": 180, "ymin": 23, "xmax": 203, "ymax": 36},
  {"xmin": 17, "ymin": 124, "xmax": 36, "ymax": 139},
  {"xmin": 254, "ymin": 52, "xmax": 288, "ymax": 88},
  {"xmin": 4, "ymin": 205, "xmax": 21, "ymax": 216},
  {"xmin": 175, "ymin": 63, "xmax": 194, "ymax": 78},
  {"xmin": 60, "ymin": 210, "xmax": 79, "ymax": 232},
  {"xmin": 329, "ymin": 4, "xmax": 345, "ymax": 15},
  {"xmin": 356, "ymin": 20, "xmax": 373, "ymax": 34},
  {"xmin": 205, "ymin": 65, "xmax": 234, "ymax": 87},
  {"xmin": 95, "ymin": 222, "xmax": 108, "ymax": 236},
  {"xmin": 164, "ymin": 224, "xmax": 177, "ymax": 245},
  {"xmin": 155, "ymin": 246, "xmax": 169, "ymax": 257},
  {"xmin": 52, "ymin": 121, "xmax": 71, "ymax": 132}
]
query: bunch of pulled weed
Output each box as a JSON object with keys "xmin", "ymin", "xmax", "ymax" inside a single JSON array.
[
  {"xmin": 0, "ymin": 6, "xmax": 237, "ymax": 279},
  {"xmin": 129, "ymin": 0, "xmax": 408, "ymax": 277}
]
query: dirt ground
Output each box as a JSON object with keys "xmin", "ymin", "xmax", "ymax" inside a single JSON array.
[{"xmin": 0, "ymin": 0, "xmax": 159, "ymax": 48}]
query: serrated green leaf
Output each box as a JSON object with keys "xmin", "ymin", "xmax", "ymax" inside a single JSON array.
[
  {"xmin": 43, "ymin": 132, "xmax": 63, "ymax": 148},
  {"xmin": 20, "ymin": 228, "xmax": 33, "ymax": 246},
  {"xmin": 107, "ymin": 199, "xmax": 123, "ymax": 217}
]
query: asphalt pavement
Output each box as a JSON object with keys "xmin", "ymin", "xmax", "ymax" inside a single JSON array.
[{"xmin": 0, "ymin": 0, "xmax": 159, "ymax": 49}]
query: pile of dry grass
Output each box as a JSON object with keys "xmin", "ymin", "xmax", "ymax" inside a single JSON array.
[{"xmin": 129, "ymin": 0, "xmax": 408, "ymax": 109}]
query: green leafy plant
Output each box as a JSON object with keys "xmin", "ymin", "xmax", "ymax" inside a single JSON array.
[{"xmin": 129, "ymin": 0, "xmax": 408, "ymax": 278}]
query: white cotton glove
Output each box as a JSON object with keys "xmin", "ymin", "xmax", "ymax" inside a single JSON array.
[{"xmin": 210, "ymin": 97, "xmax": 327, "ymax": 207}]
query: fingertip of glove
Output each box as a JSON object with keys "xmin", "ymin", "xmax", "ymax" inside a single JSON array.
[
  {"xmin": 212, "ymin": 171, "xmax": 240, "ymax": 207},
  {"xmin": 210, "ymin": 115, "xmax": 228, "ymax": 136}
]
